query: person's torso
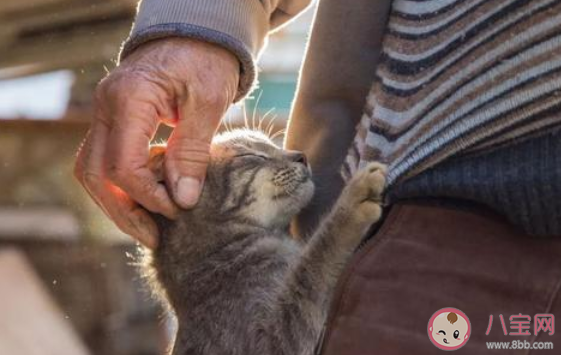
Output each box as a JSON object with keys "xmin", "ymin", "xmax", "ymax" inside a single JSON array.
[{"xmin": 343, "ymin": 0, "xmax": 561, "ymax": 235}]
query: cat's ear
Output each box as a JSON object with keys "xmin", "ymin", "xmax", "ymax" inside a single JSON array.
[{"xmin": 148, "ymin": 145, "xmax": 166, "ymax": 182}]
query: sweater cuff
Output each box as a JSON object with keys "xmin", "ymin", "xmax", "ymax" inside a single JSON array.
[{"xmin": 120, "ymin": 0, "xmax": 270, "ymax": 102}]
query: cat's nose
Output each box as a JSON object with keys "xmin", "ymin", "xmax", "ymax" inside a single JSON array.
[{"xmin": 286, "ymin": 150, "xmax": 308, "ymax": 165}]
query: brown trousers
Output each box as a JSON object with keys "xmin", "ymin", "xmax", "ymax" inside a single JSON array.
[{"xmin": 320, "ymin": 200, "xmax": 561, "ymax": 354}]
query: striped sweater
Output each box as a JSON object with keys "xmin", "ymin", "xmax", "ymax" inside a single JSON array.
[{"xmin": 344, "ymin": 0, "xmax": 561, "ymax": 190}]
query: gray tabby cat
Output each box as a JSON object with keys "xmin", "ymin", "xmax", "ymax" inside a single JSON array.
[{"xmin": 145, "ymin": 129, "xmax": 386, "ymax": 355}]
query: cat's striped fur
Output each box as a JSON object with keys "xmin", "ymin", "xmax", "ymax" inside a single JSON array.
[{"xmin": 145, "ymin": 130, "xmax": 386, "ymax": 355}]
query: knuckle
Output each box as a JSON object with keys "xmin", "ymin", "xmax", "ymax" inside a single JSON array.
[
  {"xmin": 167, "ymin": 147, "xmax": 210, "ymax": 177},
  {"xmin": 96, "ymin": 72, "xmax": 131, "ymax": 102},
  {"xmin": 172, "ymin": 149, "xmax": 210, "ymax": 165},
  {"xmin": 168, "ymin": 139, "xmax": 210, "ymax": 161}
]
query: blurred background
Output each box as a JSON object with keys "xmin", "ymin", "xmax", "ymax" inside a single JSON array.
[{"xmin": 0, "ymin": 1, "xmax": 315, "ymax": 354}]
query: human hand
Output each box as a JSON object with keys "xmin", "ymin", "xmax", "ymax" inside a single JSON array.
[{"xmin": 74, "ymin": 38, "xmax": 240, "ymax": 248}]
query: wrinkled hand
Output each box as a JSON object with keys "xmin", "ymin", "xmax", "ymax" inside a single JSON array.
[{"xmin": 74, "ymin": 38, "xmax": 240, "ymax": 248}]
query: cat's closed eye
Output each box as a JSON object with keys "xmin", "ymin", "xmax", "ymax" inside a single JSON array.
[{"xmin": 235, "ymin": 153, "xmax": 270, "ymax": 160}]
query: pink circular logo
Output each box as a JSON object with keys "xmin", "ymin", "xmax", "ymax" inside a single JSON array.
[{"xmin": 428, "ymin": 308, "xmax": 471, "ymax": 351}]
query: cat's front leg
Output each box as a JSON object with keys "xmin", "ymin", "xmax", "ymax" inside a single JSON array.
[
  {"xmin": 298, "ymin": 161, "xmax": 387, "ymax": 295},
  {"xmin": 330, "ymin": 162, "xmax": 387, "ymax": 245},
  {"xmin": 264, "ymin": 163, "xmax": 386, "ymax": 355}
]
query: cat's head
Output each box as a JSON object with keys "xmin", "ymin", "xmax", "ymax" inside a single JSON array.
[{"xmin": 150, "ymin": 129, "xmax": 314, "ymax": 229}]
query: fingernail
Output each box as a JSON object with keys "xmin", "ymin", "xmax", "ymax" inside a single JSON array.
[{"xmin": 177, "ymin": 177, "xmax": 201, "ymax": 208}]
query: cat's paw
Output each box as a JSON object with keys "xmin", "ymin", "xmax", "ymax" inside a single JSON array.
[{"xmin": 341, "ymin": 162, "xmax": 387, "ymax": 224}]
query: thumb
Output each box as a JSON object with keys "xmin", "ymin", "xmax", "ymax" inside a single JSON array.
[{"xmin": 165, "ymin": 105, "xmax": 222, "ymax": 209}]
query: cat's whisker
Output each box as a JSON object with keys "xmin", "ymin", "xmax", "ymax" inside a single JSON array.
[
  {"xmin": 221, "ymin": 116, "xmax": 231, "ymax": 133},
  {"xmin": 265, "ymin": 114, "xmax": 280, "ymax": 138},
  {"xmin": 243, "ymin": 102, "xmax": 250, "ymax": 130},
  {"xmin": 228, "ymin": 112, "xmax": 236, "ymax": 132},
  {"xmin": 252, "ymin": 90, "xmax": 264, "ymax": 131},
  {"xmin": 270, "ymin": 128, "xmax": 287, "ymax": 141},
  {"xmin": 261, "ymin": 107, "xmax": 275, "ymax": 122},
  {"xmin": 258, "ymin": 107, "xmax": 275, "ymax": 133}
]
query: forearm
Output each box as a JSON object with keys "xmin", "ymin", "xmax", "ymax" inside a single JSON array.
[{"xmin": 286, "ymin": 0, "xmax": 393, "ymax": 237}]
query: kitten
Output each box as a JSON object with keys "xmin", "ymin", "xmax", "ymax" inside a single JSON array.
[{"xmin": 145, "ymin": 129, "xmax": 386, "ymax": 355}]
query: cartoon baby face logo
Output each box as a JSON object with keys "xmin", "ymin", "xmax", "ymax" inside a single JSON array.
[{"xmin": 428, "ymin": 308, "xmax": 471, "ymax": 351}]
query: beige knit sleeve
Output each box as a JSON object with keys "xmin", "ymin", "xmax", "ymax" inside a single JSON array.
[{"xmin": 120, "ymin": 0, "xmax": 314, "ymax": 101}]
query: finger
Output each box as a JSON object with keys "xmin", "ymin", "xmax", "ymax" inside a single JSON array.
[
  {"xmin": 75, "ymin": 131, "xmax": 112, "ymax": 217},
  {"xmin": 105, "ymin": 100, "xmax": 178, "ymax": 220},
  {"xmin": 77, "ymin": 120, "xmax": 159, "ymax": 248},
  {"xmin": 165, "ymin": 98, "xmax": 223, "ymax": 208},
  {"xmin": 98, "ymin": 182, "xmax": 160, "ymax": 249}
]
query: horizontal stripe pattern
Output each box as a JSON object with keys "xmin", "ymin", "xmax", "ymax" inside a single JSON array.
[
  {"xmin": 389, "ymin": 0, "xmax": 489, "ymax": 36},
  {"xmin": 393, "ymin": 0, "xmax": 470, "ymax": 20},
  {"xmin": 344, "ymin": 0, "xmax": 561, "ymax": 188}
]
